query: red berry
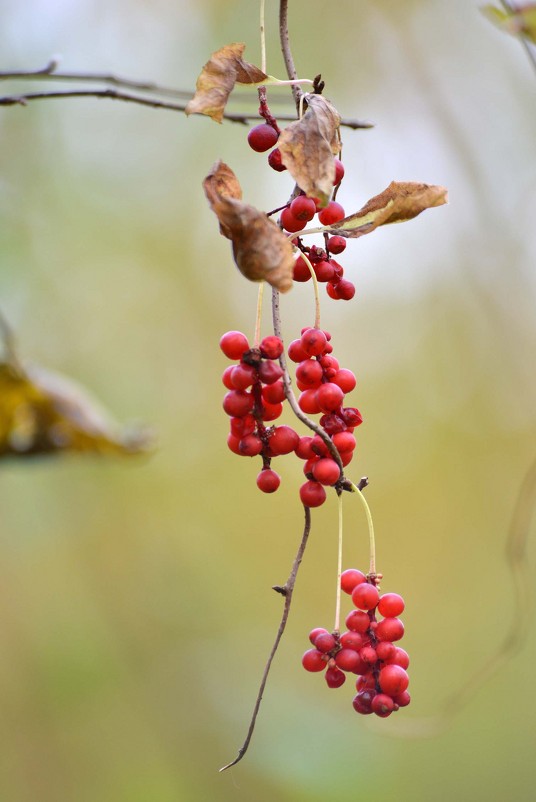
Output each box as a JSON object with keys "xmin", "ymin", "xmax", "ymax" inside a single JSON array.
[
  {"xmin": 288, "ymin": 339, "xmax": 310, "ymax": 362},
  {"xmin": 345, "ymin": 609, "xmax": 371, "ymax": 633},
  {"xmin": 295, "ymin": 436, "xmax": 315, "ymax": 460},
  {"xmin": 312, "ymin": 457, "xmax": 341, "ymax": 486},
  {"xmin": 259, "ymin": 335, "xmax": 284, "ymax": 360},
  {"xmin": 227, "ymin": 433, "xmax": 241, "ymax": 455},
  {"xmin": 269, "ymin": 425, "xmax": 299, "ymax": 455},
  {"xmin": 371, "ymin": 693, "xmax": 395, "ymax": 718},
  {"xmin": 296, "ymin": 359, "xmax": 323, "ymax": 387},
  {"xmin": 314, "ymin": 632, "xmax": 337, "ymax": 653},
  {"xmin": 280, "ymin": 206, "xmax": 307, "ymax": 233},
  {"xmin": 299, "ymin": 480, "xmax": 326, "ymax": 507},
  {"xmin": 238, "ymin": 434, "xmax": 263, "ymax": 457},
  {"xmin": 326, "ymin": 282, "xmax": 341, "ymax": 300},
  {"xmin": 230, "ymin": 363, "xmax": 257, "ymax": 390},
  {"xmin": 290, "ymin": 195, "xmax": 317, "ymax": 221},
  {"xmin": 309, "ymin": 627, "xmax": 329, "ymax": 645},
  {"xmin": 352, "ymin": 689, "xmax": 376, "ymax": 715},
  {"xmin": 298, "ymin": 389, "xmax": 321, "ymax": 414},
  {"xmin": 352, "ymin": 583, "xmax": 380, "ymax": 611},
  {"xmin": 340, "ymin": 450, "xmax": 354, "ymax": 467},
  {"xmin": 375, "ymin": 617, "xmax": 405, "ymax": 642},
  {"xmin": 258, "ymin": 360, "xmax": 283, "ymax": 385},
  {"xmin": 379, "ymin": 665, "xmax": 409, "ymax": 696},
  {"xmin": 300, "ymin": 328, "xmax": 328, "ymax": 357},
  {"xmin": 332, "ymin": 431, "xmax": 356, "ymax": 453},
  {"xmin": 256, "ymin": 469, "xmax": 281, "ymax": 493},
  {"xmin": 336, "ymin": 279, "xmax": 355, "ymax": 300},
  {"xmin": 318, "ymin": 201, "xmax": 346, "ymax": 226},
  {"xmin": 394, "ymin": 690, "xmax": 411, "ymax": 707},
  {"xmin": 327, "ymin": 235, "xmax": 346, "ymax": 254},
  {"xmin": 262, "ymin": 380, "xmax": 286, "ymax": 404},
  {"xmin": 261, "ymin": 401, "xmax": 283, "ymax": 421},
  {"xmin": 341, "ymin": 407, "xmax": 363, "ymax": 427},
  {"xmin": 315, "ymin": 383, "xmax": 345, "ymax": 413},
  {"xmin": 293, "ymin": 255, "xmax": 312, "ymax": 282},
  {"xmin": 268, "ymin": 147, "xmax": 286, "ymax": 171},
  {"xmin": 222, "ymin": 390, "xmax": 254, "ymax": 417},
  {"xmin": 313, "ymin": 260, "xmax": 335, "ymax": 282},
  {"xmin": 220, "ymin": 331, "xmax": 249, "ymax": 360},
  {"xmin": 230, "ymin": 414, "xmax": 255, "ymax": 437},
  {"xmin": 340, "ymin": 630, "xmax": 365, "ymax": 651},
  {"xmin": 386, "ymin": 648, "xmax": 410, "ymax": 669},
  {"xmin": 376, "ymin": 641, "xmax": 396, "ymax": 662},
  {"xmin": 302, "ymin": 649, "xmax": 327, "ymax": 672},
  {"xmin": 335, "ymin": 648, "xmax": 361, "ymax": 672},
  {"xmin": 333, "ymin": 158, "xmax": 345, "ymax": 185},
  {"xmin": 248, "ymin": 123, "xmax": 279, "ymax": 153},
  {"xmin": 359, "ymin": 645, "xmax": 378, "ymax": 665},
  {"xmin": 331, "ymin": 369, "xmax": 356, "ymax": 394},
  {"xmin": 310, "ymin": 434, "xmax": 329, "ymax": 456},
  {"xmin": 340, "ymin": 568, "xmax": 366, "ymax": 594},
  {"xmin": 325, "ymin": 666, "xmax": 346, "ymax": 688},
  {"xmin": 222, "ymin": 365, "xmax": 235, "ymax": 390},
  {"xmin": 378, "ymin": 593, "xmax": 405, "ymax": 618}
]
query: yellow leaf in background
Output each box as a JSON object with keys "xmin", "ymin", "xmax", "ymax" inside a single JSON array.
[
  {"xmin": 482, "ymin": 3, "xmax": 536, "ymax": 44},
  {"xmin": 185, "ymin": 43, "xmax": 268, "ymax": 123},
  {"xmin": 0, "ymin": 358, "xmax": 151, "ymax": 459}
]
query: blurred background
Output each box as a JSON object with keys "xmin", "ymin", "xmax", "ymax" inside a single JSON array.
[{"xmin": 1, "ymin": 0, "xmax": 535, "ymax": 799}]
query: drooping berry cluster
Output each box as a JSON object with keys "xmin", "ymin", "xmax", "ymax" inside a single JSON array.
[
  {"xmin": 247, "ymin": 118, "xmax": 356, "ymax": 303},
  {"xmin": 302, "ymin": 571, "xmax": 410, "ymax": 717},
  {"xmin": 220, "ymin": 327, "xmax": 362, "ymax": 502}
]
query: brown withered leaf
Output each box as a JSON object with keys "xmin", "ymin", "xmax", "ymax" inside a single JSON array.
[
  {"xmin": 185, "ymin": 43, "xmax": 268, "ymax": 123},
  {"xmin": 0, "ymin": 358, "xmax": 151, "ymax": 459},
  {"xmin": 325, "ymin": 182, "xmax": 448, "ymax": 238},
  {"xmin": 203, "ymin": 161, "xmax": 294, "ymax": 292},
  {"xmin": 277, "ymin": 94, "xmax": 342, "ymax": 206}
]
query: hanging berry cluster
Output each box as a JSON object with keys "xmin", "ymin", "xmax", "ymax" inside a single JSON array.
[
  {"xmin": 303, "ymin": 570, "xmax": 410, "ymax": 716},
  {"xmin": 220, "ymin": 324, "xmax": 362, "ymax": 505}
]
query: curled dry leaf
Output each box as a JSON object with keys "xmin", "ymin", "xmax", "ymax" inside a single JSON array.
[
  {"xmin": 324, "ymin": 181, "xmax": 448, "ymax": 239},
  {"xmin": 185, "ymin": 43, "xmax": 268, "ymax": 123},
  {"xmin": 0, "ymin": 358, "xmax": 152, "ymax": 459},
  {"xmin": 277, "ymin": 94, "xmax": 342, "ymax": 206},
  {"xmin": 203, "ymin": 161, "xmax": 294, "ymax": 292}
]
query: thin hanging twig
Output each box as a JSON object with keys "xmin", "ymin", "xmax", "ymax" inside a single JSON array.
[{"xmin": 219, "ymin": 506, "xmax": 312, "ymax": 771}]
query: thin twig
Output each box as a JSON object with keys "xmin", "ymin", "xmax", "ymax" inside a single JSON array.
[
  {"xmin": 219, "ymin": 506, "xmax": 312, "ymax": 771},
  {"xmin": 0, "ymin": 87, "xmax": 373, "ymax": 128},
  {"xmin": 279, "ymin": 0, "xmax": 301, "ymax": 111}
]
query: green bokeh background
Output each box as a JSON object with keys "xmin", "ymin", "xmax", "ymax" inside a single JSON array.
[{"xmin": 1, "ymin": 1, "xmax": 536, "ymax": 800}]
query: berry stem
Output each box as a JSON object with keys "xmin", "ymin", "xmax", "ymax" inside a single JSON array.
[
  {"xmin": 334, "ymin": 491, "xmax": 344, "ymax": 634},
  {"xmin": 253, "ymin": 282, "xmax": 264, "ymax": 347},
  {"xmin": 260, "ymin": 0, "xmax": 267, "ymax": 75},
  {"xmin": 350, "ymin": 481, "xmax": 376, "ymax": 576},
  {"xmin": 220, "ymin": 505, "xmax": 312, "ymax": 771},
  {"xmin": 296, "ymin": 249, "xmax": 321, "ymax": 329}
]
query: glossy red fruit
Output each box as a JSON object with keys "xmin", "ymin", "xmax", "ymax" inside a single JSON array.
[
  {"xmin": 359, "ymin": 646, "xmax": 378, "ymax": 665},
  {"xmin": 352, "ymin": 583, "xmax": 380, "ymax": 611},
  {"xmin": 378, "ymin": 593, "xmax": 405, "ymax": 618},
  {"xmin": 372, "ymin": 693, "xmax": 395, "ymax": 718},
  {"xmin": 315, "ymin": 382, "xmax": 345, "ymax": 413},
  {"xmin": 227, "ymin": 433, "xmax": 241, "ymax": 455},
  {"xmin": 331, "ymin": 369, "xmax": 356, "ymax": 394},
  {"xmin": 258, "ymin": 360, "xmax": 283, "ymax": 385},
  {"xmin": 341, "ymin": 407, "xmax": 363, "ymax": 427},
  {"xmin": 312, "ymin": 457, "xmax": 341, "ymax": 486},
  {"xmin": 300, "ymin": 328, "xmax": 328, "ymax": 357},
  {"xmin": 314, "ymin": 260, "xmax": 336, "ymax": 282},
  {"xmin": 293, "ymin": 255, "xmax": 312, "ymax": 282},
  {"xmin": 375, "ymin": 617, "xmax": 405, "ymax": 642},
  {"xmin": 309, "ymin": 627, "xmax": 329, "ymax": 645},
  {"xmin": 262, "ymin": 380, "xmax": 286, "ymax": 404},
  {"xmin": 327, "ymin": 235, "xmax": 346, "ymax": 254},
  {"xmin": 345, "ymin": 609, "xmax": 371, "ymax": 633},
  {"xmin": 336, "ymin": 279, "xmax": 356, "ymax": 300},
  {"xmin": 378, "ymin": 664, "xmax": 409, "ymax": 696},
  {"xmin": 295, "ymin": 436, "xmax": 315, "ymax": 460},
  {"xmin": 340, "ymin": 568, "xmax": 366, "ymax": 594},
  {"xmin": 394, "ymin": 690, "xmax": 411, "ymax": 707},
  {"xmin": 335, "ymin": 649, "xmax": 361, "ymax": 672},
  {"xmin": 302, "ymin": 649, "xmax": 327, "ymax": 672},
  {"xmin": 376, "ymin": 641, "xmax": 396, "ymax": 662},
  {"xmin": 386, "ymin": 648, "xmax": 410, "ymax": 669},
  {"xmin": 238, "ymin": 434, "xmax": 263, "ymax": 457},
  {"xmin": 222, "ymin": 390, "xmax": 254, "ymax": 417},
  {"xmin": 340, "ymin": 630, "xmax": 365, "ymax": 651},
  {"xmin": 352, "ymin": 689, "xmax": 376, "ymax": 715},
  {"xmin": 222, "ymin": 365, "xmax": 235, "ymax": 390},
  {"xmin": 290, "ymin": 195, "xmax": 317, "ymax": 221},
  {"xmin": 325, "ymin": 666, "xmax": 346, "ymax": 688},
  {"xmin": 268, "ymin": 147, "xmax": 286, "ymax": 171},
  {"xmin": 333, "ymin": 158, "xmax": 345, "ymax": 185},
  {"xmin": 256, "ymin": 469, "xmax": 281, "ymax": 493},
  {"xmin": 269, "ymin": 425, "xmax": 300, "ymax": 455},
  {"xmin": 299, "ymin": 480, "xmax": 326, "ymax": 507},
  {"xmin": 332, "ymin": 431, "xmax": 356, "ymax": 453},
  {"xmin": 248, "ymin": 123, "xmax": 279, "ymax": 152},
  {"xmin": 260, "ymin": 335, "xmax": 284, "ymax": 360},
  {"xmin": 318, "ymin": 201, "xmax": 346, "ymax": 226},
  {"xmin": 288, "ymin": 338, "xmax": 310, "ymax": 362},
  {"xmin": 220, "ymin": 331, "xmax": 249, "ymax": 359},
  {"xmin": 298, "ymin": 389, "xmax": 321, "ymax": 414},
  {"xmin": 230, "ymin": 414, "xmax": 256, "ymax": 437},
  {"xmin": 230, "ymin": 363, "xmax": 257, "ymax": 390},
  {"xmin": 314, "ymin": 632, "xmax": 337, "ymax": 653},
  {"xmin": 281, "ymin": 206, "xmax": 307, "ymax": 233},
  {"xmin": 261, "ymin": 401, "xmax": 283, "ymax": 421}
]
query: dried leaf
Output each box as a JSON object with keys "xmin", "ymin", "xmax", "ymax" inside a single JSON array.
[
  {"xmin": 203, "ymin": 161, "xmax": 294, "ymax": 292},
  {"xmin": 0, "ymin": 359, "xmax": 151, "ymax": 459},
  {"xmin": 185, "ymin": 43, "xmax": 268, "ymax": 123},
  {"xmin": 324, "ymin": 181, "xmax": 448, "ymax": 239},
  {"xmin": 482, "ymin": 4, "xmax": 536, "ymax": 44},
  {"xmin": 277, "ymin": 94, "xmax": 342, "ymax": 206}
]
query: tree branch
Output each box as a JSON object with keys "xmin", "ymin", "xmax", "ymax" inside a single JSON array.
[
  {"xmin": 279, "ymin": 0, "xmax": 301, "ymax": 111},
  {"xmin": 219, "ymin": 505, "xmax": 312, "ymax": 771}
]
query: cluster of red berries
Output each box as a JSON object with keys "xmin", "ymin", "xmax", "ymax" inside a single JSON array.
[
  {"xmin": 247, "ymin": 120, "xmax": 354, "ymax": 302},
  {"xmin": 220, "ymin": 326, "xmax": 362, "ymax": 503},
  {"xmin": 302, "ymin": 570, "xmax": 410, "ymax": 717}
]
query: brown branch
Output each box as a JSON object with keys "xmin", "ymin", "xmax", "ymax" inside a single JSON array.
[
  {"xmin": 0, "ymin": 87, "xmax": 373, "ymax": 129},
  {"xmin": 279, "ymin": 0, "xmax": 301, "ymax": 111},
  {"xmin": 219, "ymin": 505, "xmax": 312, "ymax": 771}
]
